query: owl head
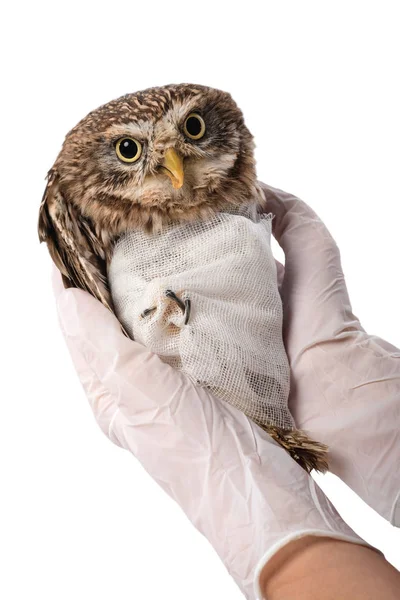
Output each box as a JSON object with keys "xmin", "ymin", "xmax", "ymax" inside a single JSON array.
[{"xmin": 45, "ymin": 83, "xmax": 262, "ymax": 235}]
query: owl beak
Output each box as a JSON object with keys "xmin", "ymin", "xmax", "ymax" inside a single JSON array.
[{"xmin": 160, "ymin": 148, "xmax": 184, "ymax": 189}]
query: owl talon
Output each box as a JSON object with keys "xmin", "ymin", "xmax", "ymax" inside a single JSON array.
[
  {"xmin": 165, "ymin": 289, "xmax": 185, "ymax": 311},
  {"xmin": 165, "ymin": 289, "xmax": 191, "ymax": 324},
  {"xmin": 141, "ymin": 307, "xmax": 156, "ymax": 318},
  {"xmin": 184, "ymin": 298, "xmax": 191, "ymax": 324}
]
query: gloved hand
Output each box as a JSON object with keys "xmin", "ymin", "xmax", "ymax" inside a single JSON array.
[
  {"xmin": 53, "ymin": 264, "xmax": 373, "ymax": 599},
  {"xmin": 260, "ymin": 182, "xmax": 400, "ymax": 527}
]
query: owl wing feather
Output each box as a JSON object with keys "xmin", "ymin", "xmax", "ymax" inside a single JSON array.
[{"xmin": 38, "ymin": 170, "xmax": 114, "ymax": 312}]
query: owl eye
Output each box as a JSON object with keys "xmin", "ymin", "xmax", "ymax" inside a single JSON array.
[
  {"xmin": 115, "ymin": 137, "xmax": 142, "ymax": 163},
  {"xmin": 183, "ymin": 113, "xmax": 206, "ymax": 140}
]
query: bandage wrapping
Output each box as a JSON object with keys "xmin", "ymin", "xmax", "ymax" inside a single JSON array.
[{"xmin": 109, "ymin": 205, "xmax": 294, "ymax": 431}]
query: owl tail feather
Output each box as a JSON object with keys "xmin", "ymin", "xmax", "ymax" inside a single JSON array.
[{"xmin": 255, "ymin": 422, "xmax": 329, "ymax": 474}]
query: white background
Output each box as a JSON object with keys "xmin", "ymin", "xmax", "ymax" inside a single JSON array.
[{"xmin": 1, "ymin": 1, "xmax": 399, "ymax": 598}]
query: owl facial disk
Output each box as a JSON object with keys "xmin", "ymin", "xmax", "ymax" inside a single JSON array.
[
  {"xmin": 54, "ymin": 84, "xmax": 259, "ymax": 235},
  {"xmin": 159, "ymin": 148, "xmax": 184, "ymax": 189}
]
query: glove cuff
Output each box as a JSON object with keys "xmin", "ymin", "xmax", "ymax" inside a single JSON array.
[{"xmin": 253, "ymin": 530, "xmax": 380, "ymax": 600}]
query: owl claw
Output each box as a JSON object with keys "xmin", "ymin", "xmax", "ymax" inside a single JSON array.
[
  {"xmin": 141, "ymin": 306, "xmax": 157, "ymax": 318},
  {"xmin": 183, "ymin": 298, "xmax": 191, "ymax": 325},
  {"xmin": 165, "ymin": 289, "xmax": 191, "ymax": 324}
]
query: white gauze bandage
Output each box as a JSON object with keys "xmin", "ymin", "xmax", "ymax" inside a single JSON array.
[{"xmin": 108, "ymin": 205, "xmax": 294, "ymax": 431}]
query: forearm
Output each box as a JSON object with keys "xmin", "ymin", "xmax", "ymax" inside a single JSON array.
[{"xmin": 259, "ymin": 536, "xmax": 400, "ymax": 600}]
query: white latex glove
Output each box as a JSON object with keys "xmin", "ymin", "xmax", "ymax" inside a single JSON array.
[
  {"xmin": 260, "ymin": 182, "xmax": 400, "ymax": 527},
  {"xmin": 53, "ymin": 267, "xmax": 373, "ymax": 600}
]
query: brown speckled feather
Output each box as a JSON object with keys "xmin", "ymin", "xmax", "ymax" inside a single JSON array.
[{"xmin": 38, "ymin": 169, "xmax": 113, "ymax": 311}]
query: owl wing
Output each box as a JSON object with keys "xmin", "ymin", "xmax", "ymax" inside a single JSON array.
[{"xmin": 38, "ymin": 169, "xmax": 114, "ymax": 312}]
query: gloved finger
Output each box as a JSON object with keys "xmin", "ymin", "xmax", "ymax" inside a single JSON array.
[
  {"xmin": 260, "ymin": 181, "xmax": 331, "ymax": 251},
  {"xmin": 53, "ymin": 269, "xmax": 122, "ymax": 445},
  {"xmin": 51, "ymin": 264, "xmax": 65, "ymax": 299},
  {"xmin": 290, "ymin": 330, "xmax": 400, "ymax": 526},
  {"xmin": 260, "ymin": 181, "xmax": 363, "ymax": 363}
]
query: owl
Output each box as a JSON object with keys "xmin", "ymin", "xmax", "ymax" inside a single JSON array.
[{"xmin": 39, "ymin": 83, "xmax": 328, "ymax": 473}]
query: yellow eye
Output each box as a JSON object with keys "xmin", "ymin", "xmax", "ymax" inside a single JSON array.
[
  {"xmin": 115, "ymin": 137, "xmax": 142, "ymax": 163},
  {"xmin": 183, "ymin": 113, "xmax": 206, "ymax": 140}
]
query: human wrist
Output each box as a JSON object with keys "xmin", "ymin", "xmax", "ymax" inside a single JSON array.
[{"xmin": 258, "ymin": 536, "xmax": 387, "ymax": 600}]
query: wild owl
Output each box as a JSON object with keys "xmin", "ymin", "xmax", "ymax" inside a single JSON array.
[{"xmin": 39, "ymin": 83, "xmax": 328, "ymax": 473}]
